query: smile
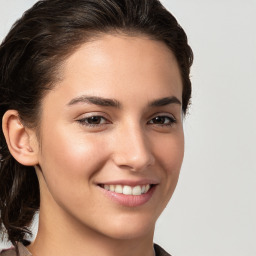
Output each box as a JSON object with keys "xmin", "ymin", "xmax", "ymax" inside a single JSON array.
[
  {"xmin": 98, "ymin": 183, "xmax": 156, "ymax": 207},
  {"xmin": 101, "ymin": 184, "xmax": 151, "ymax": 196}
]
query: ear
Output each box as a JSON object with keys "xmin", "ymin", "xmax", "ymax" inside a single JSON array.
[{"xmin": 2, "ymin": 110, "xmax": 39, "ymax": 166}]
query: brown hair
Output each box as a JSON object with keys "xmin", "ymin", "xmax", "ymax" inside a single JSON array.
[{"xmin": 0, "ymin": 0, "xmax": 193, "ymax": 249}]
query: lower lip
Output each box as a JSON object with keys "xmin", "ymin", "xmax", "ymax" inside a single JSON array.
[{"xmin": 98, "ymin": 185, "xmax": 156, "ymax": 207}]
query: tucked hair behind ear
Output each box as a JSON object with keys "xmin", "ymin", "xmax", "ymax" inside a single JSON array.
[{"xmin": 0, "ymin": 0, "xmax": 193, "ymax": 249}]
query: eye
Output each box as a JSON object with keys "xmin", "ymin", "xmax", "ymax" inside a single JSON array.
[
  {"xmin": 148, "ymin": 115, "xmax": 176, "ymax": 126},
  {"xmin": 77, "ymin": 115, "xmax": 109, "ymax": 127}
]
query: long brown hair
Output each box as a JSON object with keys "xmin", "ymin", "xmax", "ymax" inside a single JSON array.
[{"xmin": 0, "ymin": 0, "xmax": 193, "ymax": 249}]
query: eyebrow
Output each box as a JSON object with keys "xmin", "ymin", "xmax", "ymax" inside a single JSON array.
[
  {"xmin": 67, "ymin": 96, "xmax": 121, "ymax": 108},
  {"xmin": 149, "ymin": 96, "xmax": 181, "ymax": 107},
  {"xmin": 67, "ymin": 95, "xmax": 181, "ymax": 108}
]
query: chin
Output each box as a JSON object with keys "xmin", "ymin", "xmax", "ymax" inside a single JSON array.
[
  {"xmin": 104, "ymin": 225, "xmax": 155, "ymax": 241},
  {"xmin": 94, "ymin": 213, "xmax": 156, "ymax": 241}
]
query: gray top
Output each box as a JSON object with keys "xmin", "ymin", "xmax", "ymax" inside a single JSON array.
[
  {"xmin": 0, "ymin": 242, "xmax": 171, "ymax": 256},
  {"xmin": 0, "ymin": 243, "xmax": 31, "ymax": 256}
]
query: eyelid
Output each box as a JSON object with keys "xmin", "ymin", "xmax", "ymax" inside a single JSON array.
[
  {"xmin": 75, "ymin": 111, "xmax": 109, "ymax": 120},
  {"xmin": 75, "ymin": 112, "xmax": 111, "ymax": 127},
  {"xmin": 147, "ymin": 113, "xmax": 177, "ymax": 126},
  {"xmin": 148, "ymin": 112, "xmax": 176, "ymax": 120}
]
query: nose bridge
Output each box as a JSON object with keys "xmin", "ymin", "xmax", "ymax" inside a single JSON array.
[{"xmin": 112, "ymin": 121, "xmax": 154, "ymax": 171}]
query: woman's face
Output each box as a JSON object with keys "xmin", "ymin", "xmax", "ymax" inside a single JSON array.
[{"xmin": 35, "ymin": 34, "xmax": 184, "ymax": 240}]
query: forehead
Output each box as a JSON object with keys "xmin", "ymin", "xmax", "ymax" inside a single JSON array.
[{"xmin": 47, "ymin": 34, "xmax": 182, "ymax": 106}]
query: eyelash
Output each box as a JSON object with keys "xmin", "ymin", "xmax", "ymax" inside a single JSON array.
[
  {"xmin": 147, "ymin": 115, "xmax": 177, "ymax": 126},
  {"xmin": 77, "ymin": 114, "xmax": 176, "ymax": 128},
  {"xmin": 77, "ymin": 116, "xmax": 109, "ymax": 127}
]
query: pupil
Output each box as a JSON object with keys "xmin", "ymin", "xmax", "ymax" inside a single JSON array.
[
  {"xmin": 88, "ymin": 116, "xmax": 101, "ymax": 124},
  {"xmin": 154, "ymin": 117, "xmax": 165, "ymax": 124}
]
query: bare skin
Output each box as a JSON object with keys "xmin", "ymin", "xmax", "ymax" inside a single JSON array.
[{"xmin": 3, "ymin": 34, "xmax": 184, "ymax": 256}]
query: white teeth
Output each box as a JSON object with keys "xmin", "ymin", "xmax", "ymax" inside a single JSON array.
[
  {"xmin": 102, "ymin": 184, "xmax": 152, "ymax": 195},
  {"xmin": 132, "ymin": 185, "xmax": 142, "ymax": 195},
  {"xmin": 115, "ymin": 185, "xmax": 123, "ymax": 193},
  {"xmin": 123, "ymin": 185, "xmax": 132, "ymax": 195}
]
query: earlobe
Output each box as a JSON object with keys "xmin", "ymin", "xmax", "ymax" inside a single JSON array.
[{"xmin": 2, "ymin": 110, "xmax": 39, "ymax": 166}]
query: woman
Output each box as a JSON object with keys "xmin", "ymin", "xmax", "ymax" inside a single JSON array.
[{"xmin": 0, "ymin": 0, "xmax": 193, "ymax": 255}]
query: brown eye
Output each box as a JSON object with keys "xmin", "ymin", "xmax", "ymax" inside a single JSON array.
[
  {"xmin": 87, "ymin": 116, "xmax": 102, "ymax": 124},
  {"xmin": 152, "ymin": 116, "xmax": 166, "ymax": 124},
  {"xmin": 148, "ymin": 116, "xmax": 176, "ymax": 126},
  {"xmin": 77, "ymin": 115, "xmax": 109, "ymax": 127}
]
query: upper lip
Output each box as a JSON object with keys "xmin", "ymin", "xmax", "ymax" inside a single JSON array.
[{"xmin": 96, "ymin": 179, "xmax": 159, "ymax": 187}]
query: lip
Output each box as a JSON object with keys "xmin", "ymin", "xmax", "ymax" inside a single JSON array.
[
  {"xmin": 97, "ymin": 179, "xmax": 159, "ymax": 187},
  {"xmin": 97, "ymin": 183, "xmax": 157, "ymax": 207}
]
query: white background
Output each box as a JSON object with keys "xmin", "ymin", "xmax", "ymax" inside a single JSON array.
[{"xmin": 0, "ymin": 1, "xmax": 255, "ymax": 255}]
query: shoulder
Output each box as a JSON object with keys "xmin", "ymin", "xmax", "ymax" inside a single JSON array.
[
  {"xmin": 0, "ymin": 247, "xmax": 16, "ymax": 256},
  {"xmin": 0, "ymin": 243, "xmax": 31, "ymax": 256},
  {"xmin": 154, "ymin": 243, "xmax": 172, "ymax": 256}
]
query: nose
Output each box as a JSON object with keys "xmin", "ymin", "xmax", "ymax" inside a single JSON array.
[{"xmin": 111, "ymin": 124, "xmax": 155, "ymax": 172}]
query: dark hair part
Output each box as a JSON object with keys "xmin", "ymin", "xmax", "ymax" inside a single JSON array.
[{"xmin": 0, "ymin": 0, "xmax": 193, "ymax": 248}]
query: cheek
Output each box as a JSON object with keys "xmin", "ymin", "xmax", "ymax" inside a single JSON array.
[
  {"xmin": 148, "ymin": 131, "xmax": 184, "ymax": 212},
  {"xmin": 153, "ymin": 132, "xmax": 184, "ymax": 177},
  {"xmin": 38, "ymin": 124, "xmax": 109, "ymax": 191}
]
